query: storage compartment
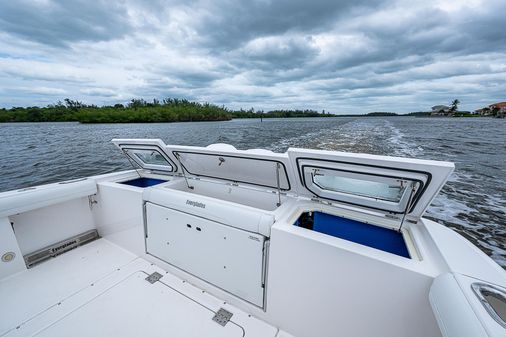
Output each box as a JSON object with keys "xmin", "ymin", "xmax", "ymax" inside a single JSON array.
[
  {"xmin": 119, "ymin": 177, "xmax": 166, "ymax": 188},
  {"xmin": 145, "ymin": 202, "xmax": 266, "ymax": 307},
  {"xmin": 165, "ymin": 179, "xmax": 284, "ymax": 211},
  {"xmin": 294, "ymin": 211, "xmax": 410, "ymax": 258}
]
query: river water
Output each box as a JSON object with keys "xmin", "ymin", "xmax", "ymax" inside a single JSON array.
[{"xmin": 1, "ymin": 117, "xmax": 505, "ymax": 267}]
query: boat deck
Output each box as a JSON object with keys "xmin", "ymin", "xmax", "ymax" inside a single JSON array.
[{"xmin": 0, "ymin": 239, "xmax": 280, "ymax": 337}]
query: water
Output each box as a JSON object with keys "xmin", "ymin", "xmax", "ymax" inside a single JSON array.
[{"xmin": 1, "ymin": 117, "xmax": 505, "ymax": 267}]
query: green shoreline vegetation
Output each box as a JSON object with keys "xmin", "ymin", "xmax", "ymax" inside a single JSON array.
[
  {"xmin": 0, "ymin": 98, "xmax": 351, "ymax": 123},
  {"xmin": 0, "ymin": 98, "xmax": 488, "ymax": 123},
  {"xmin": 0, "ymin": 98, "xmax": 343, "ymax": 123},
  {"xmin": 0, "ymin": 99, "xmax": 231, "ymax": 123}
]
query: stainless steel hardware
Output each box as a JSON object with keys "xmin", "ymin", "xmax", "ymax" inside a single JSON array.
[
  {"xmin": 145, "ymin": 272, "xmax": 163, "ymax": 284},
  {"xmin": 212, "ymin": 308, "xmax": 233, "ymax": 326}
]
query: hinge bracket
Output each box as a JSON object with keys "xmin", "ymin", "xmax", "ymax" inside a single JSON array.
[
  {"xmin": 145, "ymin": 272, "xmax": 163, "ymax": 284},
  {"xmin": 212, "ymin": 308, "xmax": 233, "ymax": 326}
]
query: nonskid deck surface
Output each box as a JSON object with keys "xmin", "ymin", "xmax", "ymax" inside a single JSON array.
[{"xmin": 0, "ymin": 239, "xmax": 278, "ymax": 337}]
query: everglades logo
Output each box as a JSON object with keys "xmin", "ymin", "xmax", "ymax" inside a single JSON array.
[
  {"xmin": 186, "ymin": 199, "xmax": 206, "ymax": 209},
  {"xmin": 51, "ymin": 240, "xmax": 77, "ymax": 254}
]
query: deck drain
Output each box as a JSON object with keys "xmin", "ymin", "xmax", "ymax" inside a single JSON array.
[
  {"xmin": 212, "ymin": 308, "xmax": 233, "ymax": 326},
  {"xmin": 145, "ymin": 272, "xmax": 163, "ymax": 284}
]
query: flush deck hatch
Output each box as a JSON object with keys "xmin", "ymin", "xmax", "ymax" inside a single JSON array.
[{"xmin": 27, "ymin": 271, "xmax": 244, "ymax": 337}]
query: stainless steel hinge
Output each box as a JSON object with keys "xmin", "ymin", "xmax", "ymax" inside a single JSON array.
[
  {"xmin": 212, "ymin": 308, "xmax": 233, "ymax": 326},
  {"xmin": 145, "ymin": 272, "xmax": 163, "ymax": 284}
]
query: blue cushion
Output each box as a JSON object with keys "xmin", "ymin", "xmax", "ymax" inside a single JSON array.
[
  {"xmin": 120, "ymin": 178, "xmax": 166, "ymax": 188},
  {"xmin": 312, "ymin": 212, "xmax": 410, "ymax": 258}
]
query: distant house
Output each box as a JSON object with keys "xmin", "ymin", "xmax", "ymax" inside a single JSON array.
[
  {"xmin": 473, "ymin": 102, "xmax": 506, "ymax": 117},
  {"xmin": 431, "ymin": 105, "xmax": 450, "ymax": 115},
  {"xmin": 489, "ymin": 102, "xmax": 506, "ymax": 113},
  {"xmin": 474, "ymin": 107, "xmax": 491, "ymax": 116}
]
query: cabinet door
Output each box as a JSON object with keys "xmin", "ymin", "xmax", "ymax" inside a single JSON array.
[{"xmin": 146, "ymin": 202, "xmax": 266, "ymax": 307}]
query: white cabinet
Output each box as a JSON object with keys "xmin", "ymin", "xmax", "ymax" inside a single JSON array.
[{"xmin": 145, "ymin": 202, "xmax": 266, "ymax": 307}]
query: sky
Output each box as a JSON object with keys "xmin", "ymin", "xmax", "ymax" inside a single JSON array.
[{"xmin": 0, "ymin": 0, "xmax": 505, "ymax": 113}]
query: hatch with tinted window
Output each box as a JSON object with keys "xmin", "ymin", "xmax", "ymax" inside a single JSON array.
[
  {"xmin": 112, "ymin": 139, "xmax": 176, "ymax": 173},
  {"xmin": 289, "ymin": 148, "xmax": 454, "ymax": 219}
]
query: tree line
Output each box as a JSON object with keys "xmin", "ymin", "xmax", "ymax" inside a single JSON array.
[
  {"xmin": 233, "ymin": 108, "xmax": 337, "ymax": 118},
  {"xmin": 0, "ymin": 98, "xmax": 339, "ymax": 123},
  {"xmin": 0, "ymin": 98, "xmax": 231, "ymax": 123}
]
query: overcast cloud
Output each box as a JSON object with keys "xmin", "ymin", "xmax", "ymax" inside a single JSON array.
[{"xmin": 0, "ymin": 0, "xmax": 505, "ymax": 113}]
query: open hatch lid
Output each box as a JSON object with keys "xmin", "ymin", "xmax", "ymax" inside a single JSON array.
[
  {"xmin": 288, "ymin": 148, "xmax": 454, "ymax": 219},
  {"xmin": 112, "ymin": 139, "xmax": 177, "ymax": 173},
  {"xmin": 169, "ymin": 144, "xmax": 292, "ymax": 191},
  {"xmin": 112, "ymin": 139, "xmax": 293, "ymax": 191}
]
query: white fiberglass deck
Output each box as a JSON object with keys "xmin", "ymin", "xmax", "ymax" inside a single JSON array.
[{"xmin": 0, "ymin": 239, "xmax": 278, "ymax": 337}]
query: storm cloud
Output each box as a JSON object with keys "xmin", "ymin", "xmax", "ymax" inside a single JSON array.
[{"xmin": 0, "ymin": 0, "xmax": 505, "ymax": 112}]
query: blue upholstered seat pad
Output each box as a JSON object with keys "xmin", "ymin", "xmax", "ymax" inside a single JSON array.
[
  {"xmin": 120, "ymin": 178, "xmax": 166, "ymax": 188},
  {"xmin": 311, "ymin": 212, "xmax": 410, "ymax": 258}
]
